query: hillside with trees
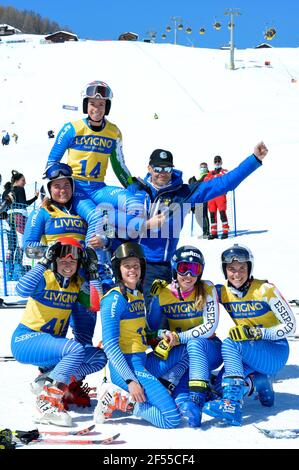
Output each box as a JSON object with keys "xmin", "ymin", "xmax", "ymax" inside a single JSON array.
[{"xmin": 0, "ymin": 5, "xmax": 73, "ymax": 34}]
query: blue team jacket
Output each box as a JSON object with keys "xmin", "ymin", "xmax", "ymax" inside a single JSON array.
[{"xmin": 139, "ymin": 154, "xmax": 261, "ymax": 262}]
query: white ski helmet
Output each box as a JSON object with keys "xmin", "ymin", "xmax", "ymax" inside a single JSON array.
[{"xmin": 221, "ymin": 244, "xmax": 254, "ymax": 279}]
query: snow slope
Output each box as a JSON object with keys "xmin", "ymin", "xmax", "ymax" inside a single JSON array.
[{"xmin": 0, "ymin": 37, "xmax": 298, "ymax": 450}]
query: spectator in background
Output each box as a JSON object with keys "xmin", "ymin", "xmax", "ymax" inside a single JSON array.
[
  {"xmin": 205, "ymin": 156, "xmax": 229, "ymax": 240},
  {"xmin": 188, "ymin": 162, "xmax": 210, "ymax": 239},
  {"xmin": 48, "ymin": 130, "xmax": 55, "ymax": 139},
  {"xmin": 2, "ymin": 132, "xmax": 10, "ymax": 146},
  {"xmin": 12, "ymin": 133, "xmax": 18, "ymax": 143},
  {"xmin": 2, "ymin": 170, "xmax": 39, "ymax": 278}
]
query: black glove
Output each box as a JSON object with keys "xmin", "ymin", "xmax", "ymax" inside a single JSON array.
[
  {"xmin": 15, "ymin": 429, "xmax": 40, "ymax": 444},
  {"xmin": 229, "ymin": 325, "xmax": 262, "ymax": 342},
  {"xmin": 150, "ymin": 279, "xmax": 168, "ymax": 296},
  {"xmin": 82, "ymin": 247, "xmax": 100, "ymax": 280},
  {"xmin": 38, "ymin": 241, "xmax": 61, "ymax": 268}
]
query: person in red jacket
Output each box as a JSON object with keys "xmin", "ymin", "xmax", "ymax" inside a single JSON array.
[{"xmin": 204, "ymin": 155, "xmax": 229, "ymax": 239}]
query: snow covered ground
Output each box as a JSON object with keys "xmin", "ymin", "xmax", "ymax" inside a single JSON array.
[{"xmin": 0, "ymin": 36, "xmax": 299, "ymax": 451}]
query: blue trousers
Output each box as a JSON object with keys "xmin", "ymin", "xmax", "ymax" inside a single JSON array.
[
  {"xmin": 70, "ymin": 301, "xmax": 97, "ymax": 346},
  {"xmin": 221, "ymin": 337, "xmax": 289, "ymax": 378},
  {"xmin": 11, "ymin": 323, "xmax": 107, "ymax": 384},
  {"xmin": 72, "ymin": 180, "xmax": 146, "ymax": 246},
  {"xmin": 109, "ymin": 352, "xmax": 181, "ymax": 429}
]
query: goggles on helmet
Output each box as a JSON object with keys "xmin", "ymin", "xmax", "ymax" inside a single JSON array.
[
  {"xmin": 151, "ymin": 166, "xmax": 173, "ymax": 174},
  {"xmin": 176, "ymin": 261, "xmax": 202, "ymax": 277},
  {"xmin": 58, "ymin": 245, "xmax": 82, "ymax": 260},
  {"xmin": 85, "ymin": 83, "xmax": 113, "ymax": 100},
  {"xmin": 222, "ymin": 247, "xmax": 250, "ymax": 264},
  {"xmin": 44, "ymin": 163, "xmax": 73, "ymax": 181}
]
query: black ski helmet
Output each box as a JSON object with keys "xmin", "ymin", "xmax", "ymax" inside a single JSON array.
[
  {"xmin": 221, "ymin": 244, "xmax": 254, "ymax": 279},
  {"xmin": 81, "ymin": 81, "xmax": 113, "ymax": 116},
  {"xmin": 171, "ymin": 245, "xmax": 205, "ymax": 281},
  {"xmin": 111, "ymin": 242, "xmax": 146, "ymax": 284}
]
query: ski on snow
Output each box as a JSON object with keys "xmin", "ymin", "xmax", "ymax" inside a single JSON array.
[
  {"xmin": 39, "ymin": 424, "xmax": 96, "ymax": 436},
  {"xmin": 254, "ymin": 425, "xmax": 299, "ymax": 439},
  {"xmin": 30, "ymin": 432, "xmax": 121, "ymax": 445},
  {"xmin": 14, "ymin": 424, "xmax": 103, "ymax": 444}
]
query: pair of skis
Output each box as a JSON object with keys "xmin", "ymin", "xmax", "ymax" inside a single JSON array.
[{"xmin": 14, "ymin": 424, "xmax": 121, "ymax": 446}]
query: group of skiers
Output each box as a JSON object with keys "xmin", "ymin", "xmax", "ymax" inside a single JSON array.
[{"xmin": 9, "ymin": 80, "xmax": 296, "ymax": 430}]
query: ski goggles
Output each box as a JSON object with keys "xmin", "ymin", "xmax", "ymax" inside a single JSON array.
[
  {"xmin": 176, "ymin": 261, "xmax": 202, "ymax": 277},
  {"xmin": 221, "ymin": 247, "xmax": 250, "ymax": 264},
  {"xmin": 58, "ymin": 245, "xmax": 82, "ymax": 260},
  {"xmin": 44, "ymin": 163, "xmax": 73, "ymax": 180},
  {"xmin": 151, "ymin": 166, "xmax": 173, "ymax": 174},
  {"xmin": 85, "ymin": 84, "xmax": 113, "ymax": 100}
]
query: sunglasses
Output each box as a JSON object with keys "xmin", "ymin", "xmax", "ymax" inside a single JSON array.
[
  {"xmin": 85, "ymin": 84, "xmax": 113, "ymax": 100},
  {"xmin": 151, "ymin": 166, "xmax": 173, "ymax": 174},
  {"xmin": 176, "ymin": 261, "xmax": 202, "ymax": 277},
  {"xmin": 44, "ymin": 163, "xmax": 73, "ymax": 180}
]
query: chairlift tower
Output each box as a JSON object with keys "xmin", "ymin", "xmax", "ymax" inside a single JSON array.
[
  {"xmin": 170, "ymin": 16, "xmax": 183, "ymax": 45},
  {"xmin": 224, "ymin": 9, "xmax": 241, "ymax": 70}
]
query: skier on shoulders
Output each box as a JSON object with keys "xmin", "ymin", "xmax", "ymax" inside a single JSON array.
[{"xmin": 46, "ymin": 81, "xmax": 146, "ymax": 261}]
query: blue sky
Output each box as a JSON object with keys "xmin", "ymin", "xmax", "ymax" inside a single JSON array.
[{"xmin": 1, "ymin": 0, "xmax": 298, "ymax": 48}]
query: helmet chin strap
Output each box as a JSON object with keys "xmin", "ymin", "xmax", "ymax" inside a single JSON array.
[{"xmin": 55, "ymin": 272, "xmax": 71, "ymax": 288}]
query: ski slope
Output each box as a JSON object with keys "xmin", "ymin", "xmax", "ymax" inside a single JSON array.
[{"xmin": 0, "ymin": 37, "xmax": 298, "ymax": 450}]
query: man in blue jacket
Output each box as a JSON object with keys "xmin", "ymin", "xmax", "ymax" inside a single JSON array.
[{"xmin": 139, "ymin": 143, "xmax": 268, "ymax": 310}]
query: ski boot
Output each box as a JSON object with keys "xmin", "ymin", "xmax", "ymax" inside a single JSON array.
[
  {"xmin": 94, "ymin": 383, "xmax": 134, "ymax": 423},
  {"xmin": 180, "ymin": 381, "xmax": 209, "ymax": 428},
  {"xmin": 208, "ymin": 233, "xmax": 218, "ymax": 240},
  {"xmin": 203, "ymin": 377, "xmax": 245, "ymax": 426},
  {"xmin": 35, "ymin": 382, "xmax": 72, "ymax": 427},
  {"xmin": 30, "ymin": 368, "xmax": 54, "ymax": 395}
]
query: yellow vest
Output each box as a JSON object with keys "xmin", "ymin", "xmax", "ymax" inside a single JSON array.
[
  {"xmin": 158, "ymin": 281, "xmax": 215, "ymax": 333},
  {"xmin": 110, "ymin": 287, "xmax": 148, "ymax": 354},
  {"xmin": 21, "ymin": 271, "xmax": 82, "ymax": 335},
  {"xmin": 219, "ymin": 279, "xmax": 280, "ymax": 328},
  {"xmin": 40, "ymin": 205, "xmax": 87, "ymax": 245},
  {"xmin": 67, "ymin": 119, "xmax": 121, "ymax": 182}
]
